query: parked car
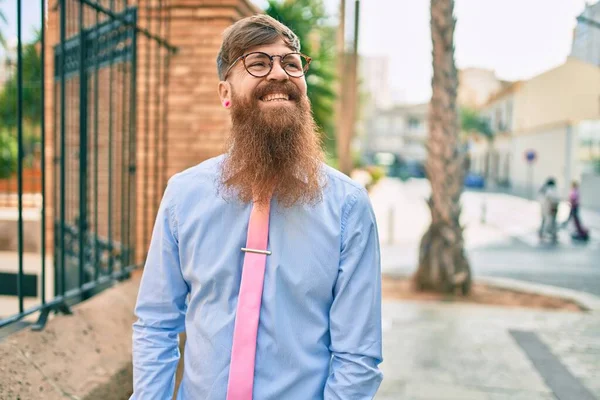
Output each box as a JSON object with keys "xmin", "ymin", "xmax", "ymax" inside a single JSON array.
[
  {"xmin": 370, "ymin": 152, "xmax": 403, "ymax": 178},
  {"xmin": 403, "ymin": 160, "xmax": 426, "ymax": 179},
  {"xmin": 464, "ymin": 172, "xmax": 485, "ymax": 188}
]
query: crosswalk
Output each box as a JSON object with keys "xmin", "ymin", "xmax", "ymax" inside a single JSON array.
[{"xmin": 511, "ymin": 225, "xmax": 600, "ymax": 250}]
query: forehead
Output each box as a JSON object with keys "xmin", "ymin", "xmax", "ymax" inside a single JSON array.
[{"xmin": 244, "ymin": 39, "xmax": 296, "ymax": 56}]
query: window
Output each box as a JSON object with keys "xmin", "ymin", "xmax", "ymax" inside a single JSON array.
[
  {"xmin": 506, "ymin": 101, "xmax": 513, "ymax": 131},
  {"xmin": 408, "ymin": 117, "xmax": 421, "ymax": 129},
  {"xmin": 393, "ymin": 117, "xmax": 405, "ymax": 132},
  {"xmin": 375, "ymin": 117, "xmax": 389, "ymax": 135},
  {"xmin": 495, "ymin": 108, "xmax": 502, "ymax": 131}
]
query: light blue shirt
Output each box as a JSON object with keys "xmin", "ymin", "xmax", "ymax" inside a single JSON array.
[{"xmin": 131, "ymin": 155, "xmax": 383, "ymax": 399}]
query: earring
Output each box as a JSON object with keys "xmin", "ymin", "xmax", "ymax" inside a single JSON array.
[{"xmin": 224, "ymin": 100, "xmax": 231, "ymax": 108}]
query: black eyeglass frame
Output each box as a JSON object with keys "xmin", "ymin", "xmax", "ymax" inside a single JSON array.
[{"xmin": 223, "ymin": 51, "xmax": 312, "ymax": 81}]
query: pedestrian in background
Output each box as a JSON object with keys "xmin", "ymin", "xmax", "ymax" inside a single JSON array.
[
  {"xmin": 564, "ymin": 180, "xmax": 590, "ymax": 241},
  {"xmin": 539, "ymin": 177, "xmax": 560, "ymax": 243}
]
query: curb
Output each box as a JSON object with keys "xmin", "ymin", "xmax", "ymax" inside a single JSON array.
[
  {"xmin": 382, "ymin": 271, "xmax": 600, "ymax": 312},
  {"xmin": 476, "ymin": 276, "xmax": 600, "ymax": 313}
]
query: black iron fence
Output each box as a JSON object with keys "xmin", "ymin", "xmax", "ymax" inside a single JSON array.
[{"xmin": 0, "ymin": 0, "xmax": 175, "ymax": 331}]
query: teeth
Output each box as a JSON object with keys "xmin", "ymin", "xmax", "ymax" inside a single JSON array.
[{"xmin": 262, "ymin": 93, "xmax": 289, "ymax": 102}]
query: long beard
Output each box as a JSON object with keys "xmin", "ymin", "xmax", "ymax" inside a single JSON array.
[{"xmin": 219, "ymin": 82, "xmax": 325, "ymax": 207}]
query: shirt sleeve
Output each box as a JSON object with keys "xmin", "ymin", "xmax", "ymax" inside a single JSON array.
[
  {"xmin": 130, "ymin": 180, "xmax": 189, "ymax": 400},
  {"xmin": 324, "ymin": 187, "xmax": 384, "ymax": 399}
]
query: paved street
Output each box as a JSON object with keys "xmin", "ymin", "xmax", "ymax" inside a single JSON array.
[
  {"xmin": 377, "ymin": 300, "xmax": 600, "ymax": 400},
  {"xmin": 371, "ymin": 178, "xmax": 600, "ymax": 296},
  {"xmin": 374, "ymin": 178, "xmax": 600, "ymax": 399}
]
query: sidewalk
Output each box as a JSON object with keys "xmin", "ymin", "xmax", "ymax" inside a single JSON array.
[
  {"xmin": 475, "ymin": 184, "xmax": 600, "ymax": 231},
  {"xmin": 371, "ymin": 179, "xmax": 600, "ymax": 398},
  {"xmin": 371, "ymin": 178, "xmax": 600, "ymax": 297},
  {"xmin": 377, "ymin": 300, "xmax": 600, "ymax": 400},
  {"xmin": 581, "ymin": 207, "xmax": 600, "ymax": 231}
]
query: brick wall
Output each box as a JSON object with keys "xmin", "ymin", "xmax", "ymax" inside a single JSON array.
[
  {"xmin": 44, "ymin": 0, "xmax": 260, "ymax": 270},
  {"xmin": 134, "ymin": 0, "xmax": 261, "ymax": 263}
]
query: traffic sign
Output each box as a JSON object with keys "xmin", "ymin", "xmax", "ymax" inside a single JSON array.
[{"xmin": 525, "ymin": 149, "xmax": 536, "ymax": 163}]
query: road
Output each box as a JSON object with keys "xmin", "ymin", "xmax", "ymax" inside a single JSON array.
[{"xmin": 371, "ymin": 178, "xmax": 600, "ymax": 296}]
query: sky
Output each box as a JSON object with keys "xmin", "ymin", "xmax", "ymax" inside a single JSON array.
[
  {"xmin": 255, "ymin": 0, "xmax": 590, "ymax": 104},
  {"xmin": 0, "ymin": 0, "xmax": 591, "ymax": 103},
  {"xmin": 0, "ymin": 1, "xmax": 43, "ymax": 45}
]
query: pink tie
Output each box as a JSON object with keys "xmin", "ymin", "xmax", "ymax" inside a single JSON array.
[{"xmin": 226, "ymin": 201, "xmax": 271, "ymax": 400}]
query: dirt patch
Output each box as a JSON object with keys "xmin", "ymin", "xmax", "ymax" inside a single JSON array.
[{"xmin": 383, "ymin": 275, "xmax": 584, "ymax": 312}]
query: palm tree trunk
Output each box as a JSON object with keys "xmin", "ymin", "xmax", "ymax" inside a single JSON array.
[{"xmin": 414, "ymin": 0, "xmax": 471, "ymax": 294}]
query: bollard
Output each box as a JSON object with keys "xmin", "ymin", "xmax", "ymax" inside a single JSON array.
[
  {"xmin": 481, "ymin": 197, "xmax": 487, "ymax": 224},
  {"xmin": 388, "ymin": 207, "xmax": 395, "ymax": 245}
]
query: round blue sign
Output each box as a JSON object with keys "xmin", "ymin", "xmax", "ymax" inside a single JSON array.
[{"xmin": 525, "ymin": 150, "xmax": 536, "ymax": 163}]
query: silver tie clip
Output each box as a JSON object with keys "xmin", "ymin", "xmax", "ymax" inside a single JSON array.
[{"xmin": 241, "ymin": 247, "xmax": 272, "ymax": 256}]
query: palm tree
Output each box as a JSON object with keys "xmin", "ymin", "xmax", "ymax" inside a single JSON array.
[
  {"xmin": 265, "ymin": 0, "xmax": 337, "ymax": 156},
  {"xmin": 414, "ymin": 0, "xmax": 471, "ymax": 294}
]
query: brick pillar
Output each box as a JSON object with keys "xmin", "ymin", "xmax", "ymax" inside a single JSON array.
[
  {"xmin": 134, "ymin": 0, "xmax": 261, "ymax": 263},
  {"xmin": 44, "ymin": 1, "xmax": 262, "ymax": 267},
  {"xmin": 43, "ymin": 2, "xmax": 58, "ymax": 259},
  {"xmin": 164, "ymin": 0, "xmax": 260, "ymax": 177}
]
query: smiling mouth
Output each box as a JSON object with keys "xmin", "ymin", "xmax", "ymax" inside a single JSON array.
[{"xmin": 260, "ymin": 93, "xmax": 291, "ymax": 102}]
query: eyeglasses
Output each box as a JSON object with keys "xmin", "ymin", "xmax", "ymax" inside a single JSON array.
[{"xmin": 223, "ymin": 52, "xmax": 312, "ymax": 80}]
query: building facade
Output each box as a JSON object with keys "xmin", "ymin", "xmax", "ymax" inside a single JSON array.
[
  {"xmin": 360, "ymin": 55, "xmax": 392, "ymax": 112},
  {"xmin": 458, "ymin": 68, "xmax": 509, "ymax": 110},
  {"xmin": 364, "ymin": 102, "xmax": 428, "ymax": 163},
  {"xmin": 469, "ymin": 82, "xmax": 521, "ymax": 185},
  {"xmin": 468, "ymin": 57, "xmax": 600, "ymax": 197},
  {"xmin": 570, "ymin": 0, "xmax": 600, "ymax": 67}
]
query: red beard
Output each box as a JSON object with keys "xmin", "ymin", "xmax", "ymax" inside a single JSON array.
[{"xmin": 219, "ymin": 81, "xmax": 325, "ymax": 207}]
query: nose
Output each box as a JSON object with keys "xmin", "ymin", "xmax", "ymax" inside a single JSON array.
[{"xmin": 266, "ymin": 57, "xmax": 289, "ymax": 81}]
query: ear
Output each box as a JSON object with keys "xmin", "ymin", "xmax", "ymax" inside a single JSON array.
[{"xmin": 218, "ymin": 81, "xmax": 232, "ymax": 108}]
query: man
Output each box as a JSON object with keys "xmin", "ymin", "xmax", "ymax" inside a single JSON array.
[{"xmin": 131, "ymin": 15, "xmax": 383, "ymax": 400}]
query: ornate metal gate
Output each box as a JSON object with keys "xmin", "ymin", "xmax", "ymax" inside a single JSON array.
[
  {"xmin": 0, "ymin": 0, "xmax": 175, "ymax": 331},
  {"xmin": 53, "ymin": 2, "xmax": 138, "ymax": 309}
]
